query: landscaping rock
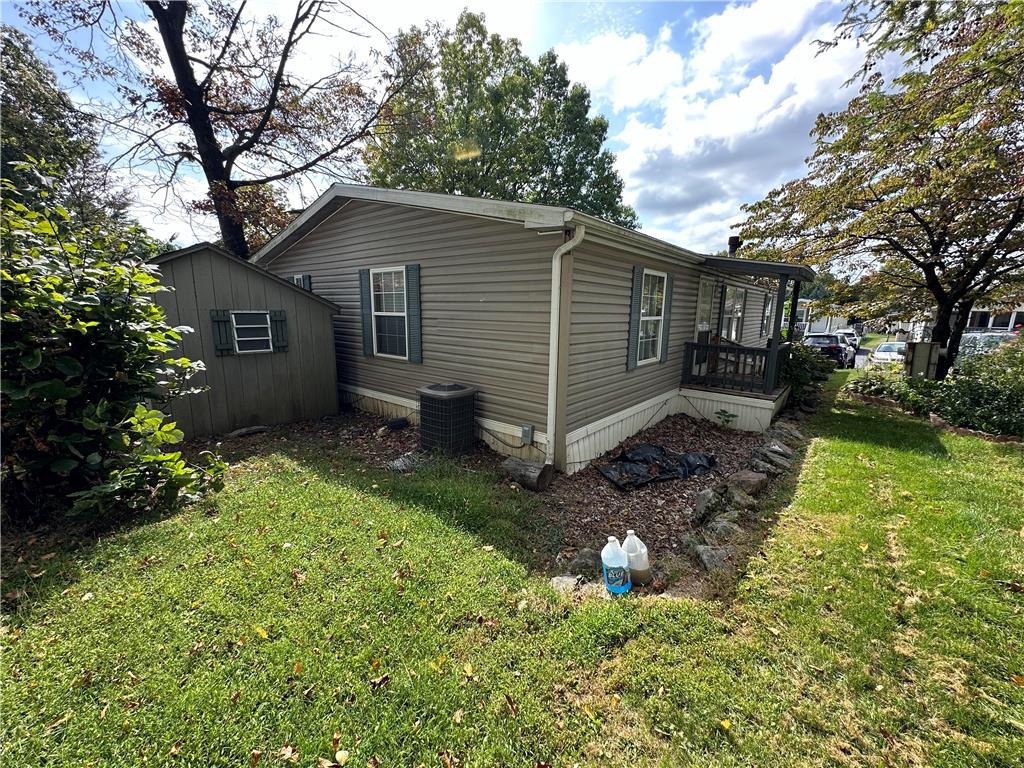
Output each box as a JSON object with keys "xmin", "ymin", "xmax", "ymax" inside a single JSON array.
[
  {"xmin": 387, "ymin": 451, "xmax": 428, "ymax": 472},
  {"xmin": 676, "ymin": 533, "xmax": 701, "ymax": 558},
  {"xmin": 754, "ymin": 448, "xmax": 793, "ymax": 472},
  {"xmin": 705, "ymin": 519, "xmax": 744, "ymax": 543},
  {"xmin": 568, "ymin": 548, "xmax": 601, "ymax": 577},
  {"xmin": 550, "ymin": 575, "xmax": 582, "ymax": 594},
  {"xmin": 693, "ymin": 488, "xmax": 725, "ymax": 524},
  {"xmin": 225, "ymin": 425, "xmax": 269, "ymax": 439},
  {"xmin": 764, "ymin": 440, "xmax": 795, "ymax": 459},
  {"xmin": 725, "ymin": 485, "xmax": 757, "ymax": 511},
  {"xmin": 695, "ymin": 544, "xmax": 734, "ymax": 574},
  {"xmin": 772, "ymin": 421, "xmax": 805, "ymax": 442},
  {"xmin": 725, "ymin": 469, "xmax": 768, "ymax": 496},
  {"xmin": 750, "ymin": 458, "xmax": 783, "ymax": 476}
]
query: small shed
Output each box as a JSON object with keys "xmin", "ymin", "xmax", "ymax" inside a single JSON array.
[{"xmin": 154, "ymin": 243, "xmax": 340, "ymax": 438}]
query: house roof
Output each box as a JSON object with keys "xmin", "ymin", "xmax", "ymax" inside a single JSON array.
[
  {"xmin": 153, "ymin": 242, "xmax": 342, "ymax": 311},
  {"xmin": 702, "ymin": 255, "xmax": 816, "ymax": 283},
  {"xmin": 249, "ymin": 184, "xmax": 814, "ymax": 283}
]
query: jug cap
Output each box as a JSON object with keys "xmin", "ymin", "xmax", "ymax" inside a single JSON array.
[
  {"xmin": 607, "ymin": 535, "xmax": 616, "ymax": 542},
  {"xmin": 626, "ymin": 529, "xmax": 635, "ymax": 536}
]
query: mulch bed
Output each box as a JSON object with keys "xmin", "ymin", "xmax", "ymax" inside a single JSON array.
[{"xmin": 539, "ymin": 414, "xmax": 762, "ymax": 566}]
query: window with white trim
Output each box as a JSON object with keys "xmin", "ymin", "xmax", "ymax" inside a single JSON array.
[
  {"xmin": 638, "ymin": 269, "xmax": 666, "ymax": 364},
  {"xmin": 761, "ymin": 295, "xmax": 774, "ymax": 337},
  {"xmin": 231, "ymin": 311, "xmax": 272, "ymax": 353},
  {"xmin": 723, "ymin": 286, "xmax": 746, "ymax": 342},
  {"xmin": 371, "ymin": 266, "xmax": 408, "ymax": 359}
]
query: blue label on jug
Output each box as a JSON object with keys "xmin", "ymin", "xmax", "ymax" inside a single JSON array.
[{"xmin": 603, "ymin": 564, "xmax": 631, "ymax": 594}]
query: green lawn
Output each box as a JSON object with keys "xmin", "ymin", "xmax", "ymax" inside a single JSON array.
[{"xmin": 3, "ymin": 373, "xmax": 1023, "ymax": 767}]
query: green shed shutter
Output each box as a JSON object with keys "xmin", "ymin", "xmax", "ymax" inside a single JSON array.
[
  {"xmin": 270, "ymin": 309, "xmax": 288, "ymax": 352},
  {"xmin": 358, "ymin": 268, "xmax": 373, "ymax": 356},
  {"xmin": 626, "ymin": 265, "xmax": 643, "ymax": 370},
  {"xmin": 406, "ymin": 264, "xmax": 422, "ymax": 364},
  {"xmin": 210, "ymin": 309, "xmax": 234, "ymax": 356},
  {"xmin": 660, "ymin": 273, "xmax": 674, "ymax": 363}
]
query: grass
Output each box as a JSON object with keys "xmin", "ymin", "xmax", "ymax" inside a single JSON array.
[{"xmin": 3, "ymin": 373, "xmax": 1022, "ymax": 767}]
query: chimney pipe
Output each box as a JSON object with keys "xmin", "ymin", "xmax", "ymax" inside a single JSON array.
[{"xmin": 728, "ymin": 236, "xmax": 742, "ymax": 257}]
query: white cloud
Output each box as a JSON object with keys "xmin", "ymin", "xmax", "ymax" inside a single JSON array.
[{"xmin": 556, "ymin": 25, "xmax": 685, "ymax": 111}]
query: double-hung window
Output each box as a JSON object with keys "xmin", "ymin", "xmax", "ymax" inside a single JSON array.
[
  {"xmin": 761, "ymin": 295, "xmax": 774, "ymax": 337},
  {"xmin": 722, "ymin": 286, "xmax": 746, "ymax": 342},
  {"xmin": 638, "ymin": 269, "xmax": 667, "ymax": 364},
  {"xmin": 371, "ymin": 266, "xmax": 408, "ymax": 359},
  {"xmin": 231, "ymin": 311, "xmax": 273, "ymax": 353}
]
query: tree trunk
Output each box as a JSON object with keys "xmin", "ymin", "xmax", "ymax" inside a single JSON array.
[
  {"xmin": 146, "ymin": 1, "xmax": 250, "ymax": 259},
  {"xmin": 930, "ymin": 298, "xmax": 972, "ymax": 380},
  {"xmin": 944, "ymin": 298, "xmax": 975, "ymax": 376}
]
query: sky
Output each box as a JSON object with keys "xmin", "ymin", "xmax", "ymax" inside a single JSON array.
[{"xmin": 9, "ymin": 0, "xmax": 868, "ymax": 253}]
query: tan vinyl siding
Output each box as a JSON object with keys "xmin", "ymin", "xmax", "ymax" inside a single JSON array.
[
  {"xmin": 157, "ymin": 248, "xmax": 338, "ymax": 438},
  {"xmin": 566, "ymin": 246, "xmax": 772, "ymax": 433},
  {"xmin": 263, "ymin": 200, "xmax": 552, "ymax": 429},
  {"xmin": 566, "ymin": 244, "xmax": 700, "ymax": 432}
]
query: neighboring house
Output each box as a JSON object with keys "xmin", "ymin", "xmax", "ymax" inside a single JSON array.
[
  {"xmin": 796, "ymin": 298, "xmax": 846, "ymax": 334},
  {"xmin": 251, "ymin": 185, "xmax": 813, "ymax": 474},
  {"xmin": 899, "ymin": 303, "xmax": 1023, "ymax": 341},
  {"xmin": 155, "ymin": 243, "xmax": 341, "ymax": 438}
]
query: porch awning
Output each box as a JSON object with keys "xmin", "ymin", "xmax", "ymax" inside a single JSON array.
[{"xmin": 702, "ymin": 255, "xmax": 815, "ymax": 283}]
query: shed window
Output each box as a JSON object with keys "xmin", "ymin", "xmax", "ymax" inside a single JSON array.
[
  {"xmin": 638, "ymin": 269, "xmax": 666, "ymax": 364},
  {"xmin": 231, "ymin": 311, "xmax": 272, "ymax": 353},
  {"xmin": 371, "ymin": 267, "xmax": 408, "ymax": 359}
]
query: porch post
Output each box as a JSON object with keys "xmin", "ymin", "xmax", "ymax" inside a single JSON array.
[
  {"xmin": 764, "ymin": 276, "xmax": 789, "ymax": 393},
  {"xmin": 787, "ymin": 280, "xmax": 802, "ymax": 339}
]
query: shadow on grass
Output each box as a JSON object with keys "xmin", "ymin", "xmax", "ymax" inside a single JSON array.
[{"xmin": 817, "ymin": 371, "xmax": 949, "ymax": 459}]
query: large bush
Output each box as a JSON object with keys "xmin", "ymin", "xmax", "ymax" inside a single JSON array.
[
  {"xmin": 844, "ymin": 340, "xmax": 1024, "ymax": 437},
  {"xmin": 1, "ymin": 169, "xmax": 223, "ymax": 521},
  {"xmin": 781, "ymin": 342, "xmax": 835, "ymax": 406}
]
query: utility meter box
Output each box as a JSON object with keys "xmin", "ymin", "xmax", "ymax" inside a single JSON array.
[{"xmin": 905, "ymin": 341, "xmax": 940, "ymax": 379}]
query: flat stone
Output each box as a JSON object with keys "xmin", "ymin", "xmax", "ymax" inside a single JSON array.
[
  {"xmin": 755, "ymin": 448, "xmax": 793, "ymax": 472},
  {"xmin": 693, "ymin": 488, "xmax": 724, "ymax": 524},
  {"xmin": 750, "ymin": 458, "xmax": 782, "ymax": 476},
  {"xmin": 550, "ymin": 575, "xmax": 582, "ymax": 594},
  {"xmin": 695, "ymin": 545, "xmax": 734, "ymax": 574},
  {"xmin": 225, "ymin": 425, "xmax": 268, "ymax": 439},
  {"xmin": 725, "ymin": 485, "xmax": 757, "ymax": 510},
  {"xmin": 764, "ymin": 440, "xmax": 795, "ymax": 459},
  {"xmin": 705, "ymin": 519, "xmax": 744, "ymax": 543},
  {"xmin": 567, "ymin": 548, "xmax": 601, "ymax": 577},
  {"xmin": 725, "ymin": 469, "xmax": 769, "ymax": 496},
  {"xmin": 387, "ymin": 451, "xmax": 428, "ymax": 472}
]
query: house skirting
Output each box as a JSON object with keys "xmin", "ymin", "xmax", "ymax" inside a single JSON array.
[
  {"xmin": 563, "ymin": 385, "xmax": 790, "ymax": 475},
  {"xmin": 339, "ymin": 385, "xmax": 547, "ymax": 462}
]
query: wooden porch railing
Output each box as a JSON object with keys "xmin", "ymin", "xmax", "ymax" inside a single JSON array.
[{"xmin": 681, "ymin": 341, "xmax": 791, "ymax": 394}]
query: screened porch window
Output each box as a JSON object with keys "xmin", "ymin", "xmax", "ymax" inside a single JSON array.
[
  {"xmin": 638, "ymin": 269, "xmax": 666, "ymax": 364},
  {"xmin": 371, "ymin": 267, "xmax": 408, "ymax": 359},
  {"xmin": 723, "ymin": 286, "xmax": 746, "ymax": 342},
  {"xmin": 231, "ymin": 311, "xmax": 272, "ymax": 353}
]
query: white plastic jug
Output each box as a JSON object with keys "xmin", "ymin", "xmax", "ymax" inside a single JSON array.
[
  {"xmin": 622, "ymin": 530, "xmax": 652, "ymax": 586},
  {"xmin": 601, "ymin": 536, "xmax": 631, "ymax": 595}
]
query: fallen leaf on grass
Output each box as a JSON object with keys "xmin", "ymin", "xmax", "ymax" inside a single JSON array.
[
  {"xmin": 277, "ymin": 743, "xmax": 299, "ymax": 763},
  {"xmin": 294, "ymin": 661, "xmax": 303, "ymax": 676},
  {"xmin": 1010, "ymin": 674, "xmax": 1024, "ymax": 687},
  {"xmin": 170, "ymin": 740, "xmax": 182, "ymax": 756},
  {"xmin": 859, "ymin": 543, "xmax": 869, "ymax": 552},
  {"xmin": 453, "ymin": 708, "xmax": 464, "ymax": 724},
  {"xmin": 81, "ymin": 592, "xmax": 95, "ymax": 602},
  {"xmin": 250, "ymin": 749, "xmax": 262, "ymax": 766},
  {"xmin": 504, "ymin": 693, "xmax": 519, "ymax": 718},
  {"xmin": 370, "ymin": 674, "xmax": 390, "ymax": 690},
  {"xmin": 334, "ymin": 750, "xmax": 349, "ymax": 765}
]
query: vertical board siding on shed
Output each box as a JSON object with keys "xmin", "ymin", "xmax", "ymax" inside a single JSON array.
[
  {"xmin": 157, "ymin": 249, "xmax": 338, "ymax": 437},
  {"xmin": 263, "ymin": 200, "xmax": 552, "ymax": 429},
  {"xmin": 566, "ymin": 245, "xmax": 699, "ymax": 432}
]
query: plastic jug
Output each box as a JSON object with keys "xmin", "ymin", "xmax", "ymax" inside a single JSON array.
[
  {"xmin": 601, "ymin": 536, "xmax": 631, "ymax": 595},
  {"xmin": 622, "ymin": 530, "xmax": 652, "ymax": 586}
]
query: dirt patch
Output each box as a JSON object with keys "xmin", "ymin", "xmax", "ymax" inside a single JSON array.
[{"xmin": 540, "ymin": 413, "xmax": 762, "ymax": 564}]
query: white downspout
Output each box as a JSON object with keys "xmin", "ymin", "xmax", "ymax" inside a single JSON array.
[{"xmin": 545, "ymin": 223, "xmax": 586, "ymax": 466}]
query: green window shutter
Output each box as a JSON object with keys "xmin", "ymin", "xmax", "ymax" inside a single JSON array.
[
  {"xmin": 270, "ymin": 309, "xmax": 288, "ymax": 352},
  {"xmin": 210, "ymin": 309, "xmax": 234, "ymax": 356},
  {"xmin": 660, "ymin": 273, "xmax": 674, "ymax": 363},
  {"xmin": 626, "ymin": 265, "xmax": 643, "ymax": 370},
  {"xmin": 406, "ymin": 264, "xmax": 422, "ymax": 364},
  {"xmin": 358, "ymin": 268, "xmax": 373, "ymax": 356}
]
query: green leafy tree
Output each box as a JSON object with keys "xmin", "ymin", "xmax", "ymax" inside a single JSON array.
[
  {"xmin": 741, "ymin": 1, "xmax": 1024, "ymax": 377},
  {"xmin": 0, "ymin": 164, "xmax": 223, "ymax": 521},
  {"xmin": 365, "ymin": 12, "xmax": 638, "ymax": 228}
]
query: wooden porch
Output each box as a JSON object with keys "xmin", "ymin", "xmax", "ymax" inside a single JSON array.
[{"xmin": 680, "ymin": 340, "xmax": 792, "ymax": 395}]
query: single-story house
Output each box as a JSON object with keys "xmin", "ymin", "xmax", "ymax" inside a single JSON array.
[
  {"xmin": 154, "ymin": 243, "xmax": 341, "ymax": 438},
  {"xmin": 249, "ymin": 185, "xmax": 813, "ymax": 473},
  {"xmin": 894, "ymin": 303, "xmax": 1023, "ymax": 342},
  {"xmin": 795, "ymin": 298, "xmax": 848, "ymax": 334}
]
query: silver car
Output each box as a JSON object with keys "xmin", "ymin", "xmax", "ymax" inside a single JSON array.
[{"xmin": 869, "ymin": 341, "xmax": 906, "ymax": 365}]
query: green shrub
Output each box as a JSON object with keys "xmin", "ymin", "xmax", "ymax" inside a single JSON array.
[
  {"xmin": 844, "ymin": 340, "xmax": 1024, "ymax": 437},
  {"xmin": 782, "ymin": 342, "xmax": 835, "ymax": 405},
  {"xmin": 0, "ymin": 167, "xmax": 224, "ymax": 521}
]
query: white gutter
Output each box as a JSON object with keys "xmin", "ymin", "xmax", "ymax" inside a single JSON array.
[{"xmin": 545, "ymin": 223, "xmax": 586, "ymax": 465}]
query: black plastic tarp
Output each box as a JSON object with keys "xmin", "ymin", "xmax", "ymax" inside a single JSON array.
[{"xmin": 597, "ymin": 443, "xmax": 716, "ymax": 491}]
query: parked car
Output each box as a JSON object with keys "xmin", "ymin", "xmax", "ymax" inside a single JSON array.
[
  {"xmin": 803, "ymin": 333, "xmax": 856, "ymax": 367},
  {"xmin": 835, "ymin": 328, "xmax": 861, "ymax": 350},
  {"xmin": 869, "ymin": 341, "xmax": 906, "ymax": 365}
]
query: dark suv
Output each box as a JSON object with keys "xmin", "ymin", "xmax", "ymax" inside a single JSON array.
[{"xmin": 802, "ymin": 333, "xmax": 854, "ymax": 367}]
